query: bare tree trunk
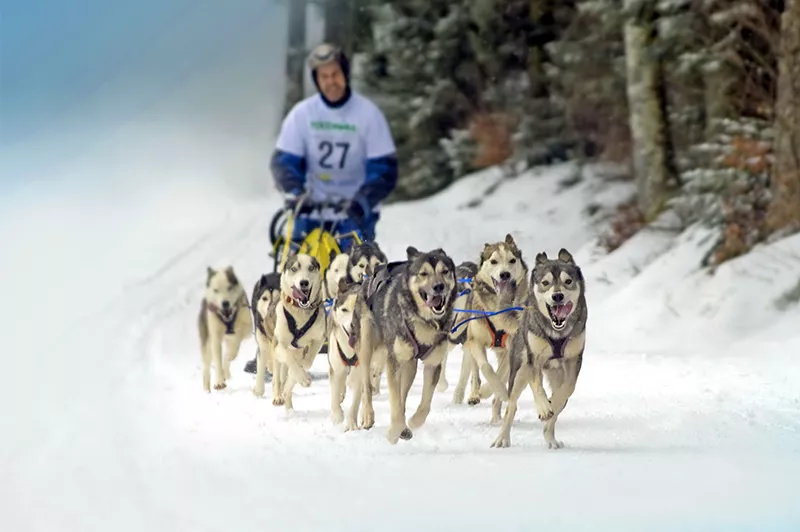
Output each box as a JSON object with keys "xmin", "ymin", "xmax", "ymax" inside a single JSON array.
[
  {"xmin": 283, "ymin": 0, "xmax": 308, "ymax": 119},
  {"xmin": 324, "ymin": 0, "xmax": 353, "ymax": 56},
  {"xmin": 623, "ymin": 0, "xmax": 675, "ymax": 220},
  {"xmin": 767, "ymin": 0, "xmax": 800, "ymax": 233}
]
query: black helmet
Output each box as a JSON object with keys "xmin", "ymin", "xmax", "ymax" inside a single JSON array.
[{"xmin": 307, "ymin": 43, "xmax": 350, "ymax": 81}]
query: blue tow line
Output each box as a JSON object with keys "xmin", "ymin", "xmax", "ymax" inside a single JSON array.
[{"xmin": 450, "ymin": 306, "xmax": 523, "ymax": 334}]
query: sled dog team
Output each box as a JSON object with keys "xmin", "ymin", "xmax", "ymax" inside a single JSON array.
[{"xmin": 198, "ymin": 235, "xmax": 587, "ymax": 449}]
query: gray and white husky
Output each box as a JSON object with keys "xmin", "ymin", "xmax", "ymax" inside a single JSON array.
[
  {"xmin": 198, "ymin": 266, "xmax": 253, "ymax": 392},
  {"xmin": 355, "ymin": 247, "xmax": 458, "ymax": 444},
  {"xmin": 491, "ymin": 248, "xmax": 587, "ymax": 449}
]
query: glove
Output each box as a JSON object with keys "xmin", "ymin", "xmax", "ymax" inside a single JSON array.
[
  {"xmin": 284, "ymin": 193, "xmax": 301, "ymax": 212},
  {"xmin": 346, "ymin": 197, "xmax": 367, "ymax": 223}
]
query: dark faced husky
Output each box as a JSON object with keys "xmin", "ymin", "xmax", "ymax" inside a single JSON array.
[
  {"xmin": 251, "ymin": 272, "xmax": 282, "ymax": 398},
  {"xmin": 198, "ymin": 266, "xmax": 253, "ymax": 392},
  {"xmin": 491, "ymin": 249, "xmax": 587, "ymax": 449},
  {"xmin": 273, "ymin": 254, "xmax": 326, "ymax": 411},
  {"xmin": 324, "ymin": 242, "xmax": 388, "ymax": 301},
  {"xmin": 356, "ymin": 247, "xmax": 457, "ymax": 444},
  {"xmin": 461, "ymin": 234, "xmax": 529, "ymax": 422}
]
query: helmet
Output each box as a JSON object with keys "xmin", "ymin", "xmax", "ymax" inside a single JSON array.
[{"xmin": 307, "ymin": 42, "xmax": 350, "ymax": 80}]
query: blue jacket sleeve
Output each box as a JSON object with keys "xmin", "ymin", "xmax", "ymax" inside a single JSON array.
[
  {"xmin": 356, "ymin": 154, "xmax": 398, "ymax": 212},
  {"xmin": 270, "ymin": 149, "xmax": 306, "ymax": 196}
]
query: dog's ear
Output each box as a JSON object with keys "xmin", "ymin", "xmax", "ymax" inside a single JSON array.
[
  {"xmin": 224, "ymin": 266, "xmax": 239, "ymax": 286},
  {"xmin": 558, "ymin": 248, "xmax": 574, "ymax": 264},
  {"xmin": 406, "ymin": 246, "xmax": 420, "ymax": 259},
  {"xmin": 329, "ymin": 249, "xmax": 338, "ymax": 265},
  {"xmin": 535, "ymin": 251, "xmax": 548, "ymax": 265},
  {"xmin": 258, "ymin": 274, "xmax": 269, "ymax": 288},
  {"xmin": 505, "ymin": 233, "xmax": 517, "ymax": 247},
  {"xmin": 206, "ymin": 267, "xmax": 216, "ymax": 286},
  {"xmin": 480, "ymin": 243, "xmax": 493, "ymax": 266}
]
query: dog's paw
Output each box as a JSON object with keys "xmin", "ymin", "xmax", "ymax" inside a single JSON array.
[
  {"xmin": 332, "ymin": 407, "xmax": 344, "ymax": 425},
  {"xmin": 253, "ymin": 385, "xmax": 265, "ymax": 397},
  {"xmin": 535, "ymin": 397, "xmax": 554, "ymax": 421},
  {"xmin": 299, "ymin": 372, "xmax": 312, "ymax": 388},
  {"xmin": 213, "ymin": 382, "xmax": 227, "ymax": 390},
  {"xmin": 344, "ymin": 416, "xmax": 360, "ymax": 432},
  {"xmin": 399, "ymin": 428, "xmax": 413, "ymax": 440},
  {"xmin": 546, "ymin": 438, "xmax": 564, "ymax": 450},
  {"xmin": 272, "ymin": 397, "xmax": 285, "ymax": 406},
  {"xmin": 467, "ymin": 396, "xmax": 481, "ymax": 406},
  {"xmin": 387, "ymin": 422, "xmax": 406, "ymax": 444},
  {"xmin": 360, "ymin": 407, "xmax": 375, "ymax": 430},
  {"xmin": 490, "ymin": 433, "xmax": 511, "ymax": 448}
]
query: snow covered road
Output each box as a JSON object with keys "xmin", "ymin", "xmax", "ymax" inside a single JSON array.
[{"xmin": 5, "ymin": 165, "xmax": 800, "ymax": 531}]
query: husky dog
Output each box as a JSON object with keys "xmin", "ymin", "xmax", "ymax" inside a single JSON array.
[
  {"xmin": 491, "ymin": 249, "xmax": 587, "ymax": 449},
  {"xmin": 356, "ymin": 247, "xmax": 457, "ymax": 444},
  {"xmin": 273, "ymin": 254, "xmax": 326, "ymax": 410},
  {"xmin": 327, "ymin": 277, "xmax": 372, "ymax": 431},
  {"xmin": 198, "ymin": 266, "xmax": 253, "ymax": 392},
  {"xmin": 461, "ymin": 234, "xmax": 529, "ymax": 422},
  {"xmin": 347, "ymin": 241, "xmax": 388, "ymax": 283},
  {"xmin": 324, "ymin": 252, "xmax": 351, "ymax": 301},
  {"xmin": 251, "ymin": 272, "xmax": 283, "ymax": 398},
  {"xmin": 325, "ymin": 242, "xmax": 388, "ymax": 300},
  {"xmin": 445, "ymin": 261, "xmax": 479, "ymax": 399},
  {"xmin": 348, "ymin": 242, "xmax": 389, "ymax": 394}
]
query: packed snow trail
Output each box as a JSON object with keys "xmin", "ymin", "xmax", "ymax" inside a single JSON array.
[{"xmin": 5, "ymin": 165, "xmax": 800, "ymax": 531}]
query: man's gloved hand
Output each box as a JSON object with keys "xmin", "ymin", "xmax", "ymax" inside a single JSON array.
[
  {"xmin": 346, "ymin": 197, "xmax": 368, "ymax": 224},
  {"xmin": 284, "ymin": 193, "xmax": 301, "ymax": 212}
]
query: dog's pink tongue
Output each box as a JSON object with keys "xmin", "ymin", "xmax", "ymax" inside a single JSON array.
[
  {"xmin": 292, "ymin": 286, "xmax": 306, "ymax": 301},
  {"xmin": 554, "ymin": 301, "xmax": 573, "ymax": 318}
]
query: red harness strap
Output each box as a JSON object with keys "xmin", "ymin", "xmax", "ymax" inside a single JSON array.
[{"xmin": 484, "ymin": 317, "xmax": 508, "ymax": 348}]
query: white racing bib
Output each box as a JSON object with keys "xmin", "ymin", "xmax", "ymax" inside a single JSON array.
[{"xmin": 275, "ymin": 91, "xmax": 396, "ymax": 204}]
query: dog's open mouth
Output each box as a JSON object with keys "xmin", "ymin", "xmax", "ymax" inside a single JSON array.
[
  {"xmin": 420, "ymin": 291, "xmax": 447, "ymax": 315},
  {"xmin": 342, "ymin": 326, "xmax": 358, "ymax": 349},
  {"xmin": 547, "ymin": 301, "xmax": 573, "ymax": 330},
  {"xmin": 292, "ymin": 285, "xmax": 312, "ymax": 308}
]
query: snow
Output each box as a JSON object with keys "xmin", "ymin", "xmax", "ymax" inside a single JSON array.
[{"xmin": 4, "ymin": 156, "xmax": 800, "ymax": 531}]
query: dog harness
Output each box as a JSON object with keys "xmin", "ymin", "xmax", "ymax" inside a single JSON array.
[
  {"xmin": 484, "ymin": 317, "xmax": 508, "ymax": 348},
  {"xmin": 283, "ymin": 306, "xmax": 321, "ymax": 349},
  {"xmin": 547, "ymin": 336, "xmax": 567, "ymax": 360},
  {"xmin": 207, "ymin": 302, "xmax": 239, "ymax": 335},
  {"xmin": 336, "ymin": 339, "xmax": 359, "ymax": 367},
  {"xmin": 402, "ymin": 317, "xmax": 444, "ymax": 361}
]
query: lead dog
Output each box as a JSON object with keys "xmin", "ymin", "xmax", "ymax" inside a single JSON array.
[
  {"xmin": 491, "ymin": 248, "xmax": 587, "ymax": 449},
  {"xmin": 355, "ymin": 247, "xmax": 457, "ymax": 444},
  {"xmin": 461, "ymin": 234, "xmax": 529, "ymax": 422}
]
